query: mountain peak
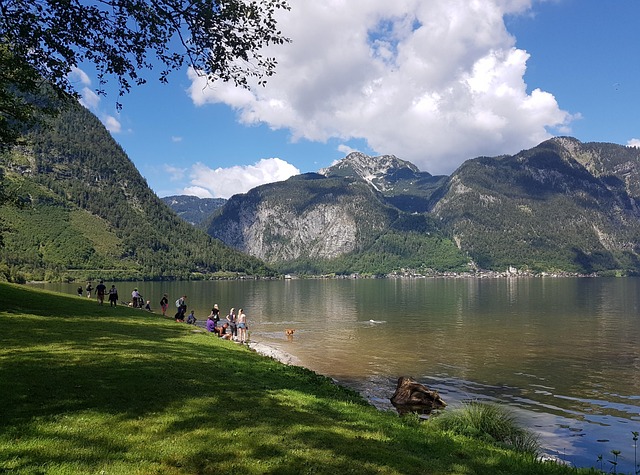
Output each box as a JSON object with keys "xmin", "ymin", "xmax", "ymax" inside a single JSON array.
[{"xmin": 319, "ymin": 152, "xmax": 421, "ymax": 192}]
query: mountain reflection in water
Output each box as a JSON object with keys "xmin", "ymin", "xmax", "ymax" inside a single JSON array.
[{"xmin": 36, "ymin": 277, "xmax": 640, "ymax": 472}]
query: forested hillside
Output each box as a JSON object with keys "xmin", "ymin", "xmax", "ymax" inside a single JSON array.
[
  {"xmin": 0, "ymin": 100, "xmax": 272, "ymax": 282},
  {"xmin": 200, "ymin": 139, "xmax": 640, "ymax": 276},
  {"xmin": 206, "ymin": 172, "xmax": 470, "ymax": 275},
  {"xmin": 431, "ymin": 138, "xmax": 640, "ymax": 274}
]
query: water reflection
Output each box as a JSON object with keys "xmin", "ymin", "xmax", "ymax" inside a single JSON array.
[{"xmin": 33, "ymin": 277, "xmax": 640, "ymax": 472}]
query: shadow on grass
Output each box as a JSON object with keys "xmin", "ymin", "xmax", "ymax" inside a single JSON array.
[{"xmin": 0, "ymin": 284, "xmax": 580, "ymax": 474}]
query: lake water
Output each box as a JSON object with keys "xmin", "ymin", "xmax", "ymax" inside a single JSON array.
[{"xmin": 33, "ymin": 277, "xmax": 640, "ymax": 472}]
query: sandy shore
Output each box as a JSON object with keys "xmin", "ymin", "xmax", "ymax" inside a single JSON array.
[
  {"xmin": 192, "ymin": 320, "xmax": 301, "ymax": 366},
  {"xmin": 247, "ymin": 340, "xmax": 302, "ymax": 366}
]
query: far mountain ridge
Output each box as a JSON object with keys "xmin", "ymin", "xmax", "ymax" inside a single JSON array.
[
  {"xmin": 199, "ymin": 137, "xmax": 640, "ymax": 276},
  {"xmin": 161, "ymin": 195, "xmax": 226, "ymax": 226},
  {"xmin": 5, "ymin": 93, "xmax": 639, "ymax": 280}
]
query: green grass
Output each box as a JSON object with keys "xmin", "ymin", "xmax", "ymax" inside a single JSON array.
[
  {"xmin": 426, "ymin": 402, "xmax": 541, "ymax": 455},
  {"xmin": 0, "ymin": 283, "xmax": 597, "ymax": 474}
]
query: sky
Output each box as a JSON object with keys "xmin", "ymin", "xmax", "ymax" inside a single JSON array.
[{"xmin": 72, "ymin": 0, "xmax": 640, "ymax": 199}]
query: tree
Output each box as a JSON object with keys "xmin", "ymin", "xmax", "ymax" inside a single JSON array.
[{"xmin": 0, "ymin": 0, "xmax": 290, "ymax": 146}]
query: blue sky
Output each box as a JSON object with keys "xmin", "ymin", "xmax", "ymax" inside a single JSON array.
[{"xmin": 73, "ymin": 0, "xmax": 640, "ymax": 199}]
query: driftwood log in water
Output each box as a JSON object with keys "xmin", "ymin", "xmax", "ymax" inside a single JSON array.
[{"xmin": 390, "ymin": 376, "xmax": 447, "ymax": 414}]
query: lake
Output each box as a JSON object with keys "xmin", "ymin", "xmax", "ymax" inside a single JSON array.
[{"xmin": 33, "ymin": 277, "xmax": 640, "ymax": 472}]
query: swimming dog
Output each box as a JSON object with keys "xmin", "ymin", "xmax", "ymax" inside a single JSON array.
[{"xmin": 285, "ymin": 328, "xmax": 295, "ymax": 337}]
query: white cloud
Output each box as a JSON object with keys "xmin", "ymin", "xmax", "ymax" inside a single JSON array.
[
  {"xmin": 69, "ymin": 67, "xmax": 91, "ymax": 86},
  {"xmin": 182, "ymin": 186, "xmax": 214, "ymax": 198},
  {"xmin": 627, "ymin": 138, "xmax": 640, "ymax": 148},
  {"xmin": 79, "ymin": 87, "xmax": 100, "ymax": 110},
  {"xmin": 179, "ymin": 158, "xmax": 300, "ymax": 199},
  {"xmin": 163, "ymin": 164, "xmax": 188, "ymax": 182},
  {"xmin": 337, "ymin": 144, "xmax": 359, "ymax": 155},
  {"xmin": 102, "ymin": 115, "xmax": 121, "ymax": 133},
  {"xmin": 188, "ymin": 0, "xmax": 573, "ymax": 175},
  {"xmin": 171, "ymin": 136, "xmax": 183, "ymax": 143}
]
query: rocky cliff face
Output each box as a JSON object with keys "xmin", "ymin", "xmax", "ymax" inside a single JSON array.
[
  {"xmin": 432, "ymin": 137, "xmax": 640, "ymax": 272},
  {"xmin": 320, "ymin": 152, "xmax": 447, "ymax": 213},
  {"xmin": 199, "ymin": 137, "xmax": 640, "ymax": 275},
  {"xmin": 207, "ymin": 174, "xmax": 396, "ymax": 263}
]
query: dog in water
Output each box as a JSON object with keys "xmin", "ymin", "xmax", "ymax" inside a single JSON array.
[{"xmin": 285, "ymin": 328, "xmax": 295, "ymax": 338}]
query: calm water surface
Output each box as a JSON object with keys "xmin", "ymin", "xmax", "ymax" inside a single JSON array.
[{"xmin": 35, "ymin": 277, "xmax": 640, "ymax": 471}]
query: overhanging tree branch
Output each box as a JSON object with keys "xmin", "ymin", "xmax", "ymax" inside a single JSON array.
[{"xmin": 0, "ymin": 0, "xmax": 290, "ymax": 145}]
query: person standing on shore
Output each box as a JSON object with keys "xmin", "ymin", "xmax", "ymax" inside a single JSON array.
[
  {"xmin": 226, "ymin": 307, "xmax": 237, "ymax": 340},
  {"xmin": 108, "ymin": 285, "xmax": 118, "ymax": 307},
  {"xmin": 86, "ymin": 282, "xmax": 93, "ymax": 299},
  {"xmin": 237, "ymin": 308, "xmax": 247, "ymax": 344},
  {"xmin": 208, "ymin": 304, "xmax": 220, "ymax": 324},
  {"xmin": 160, "ymin": 294, "xmax": 169, "ymax": 316},
  {"xmin": 95, "ymin": 280, "xmax": 106, "ymax": 305},
  {"xmin": 131, "ymin": 288, "xmax": 141, "ymax": 308},
  {"xmin": 175, "ymin": 295, "xmax": 187, "ymax": 322}
]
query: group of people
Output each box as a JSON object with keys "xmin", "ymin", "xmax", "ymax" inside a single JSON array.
[
  {"xmin": 79, "ymin": 280, "xmax": 119, "ymax": 307},
  {"xmin": 205, "ymin": 305, "xmax": 248, "ymax": 343},
  {"xmin": 170, "ymin": 295, "xmax": 248, "ymax": 343},
  {"xmin": 78, "ymin": 283, "xmax": 249, "ymax": 343}
]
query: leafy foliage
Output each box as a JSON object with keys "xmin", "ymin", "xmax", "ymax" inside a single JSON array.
[{"xmin": 0, "ymin": 0, "xmax": 290, "ymax": 146}]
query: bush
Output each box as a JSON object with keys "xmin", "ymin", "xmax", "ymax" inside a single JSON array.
[{"xmin": 428, "ymin": 401, "xmax": 541, "ymax": 456}]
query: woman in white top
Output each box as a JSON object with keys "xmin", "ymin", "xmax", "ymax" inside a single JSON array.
[{"xmin": 237, "ymin": 308, "xmax": 247, "ymax": 343}]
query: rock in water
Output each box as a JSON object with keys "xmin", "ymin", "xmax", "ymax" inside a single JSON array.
[{"xmin": 390, "ymin": 376, "xmax": 447, "ymax": 415}]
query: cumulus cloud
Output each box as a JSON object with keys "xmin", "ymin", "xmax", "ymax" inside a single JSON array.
[
  {"xmin": 179, "ymin": 158, "xmax": 300, "ymax": 199},
  {"xmin": 163, "ymin": 164, "xmax": 188, "ymax": 182},
  {"xmin": 68, "ymin": 66, "xmax": 126, "ymax": 134},
  {"xmin": 79, "ymin": 87, "xmax": 100, "ymax": 110},
  {"xmin": 69, "ymin": 67, "xmax": 91, "ymax": 87},
  {"xmin": 627, "ymin": 138, "xmax": 640, "ymax": 148},
  {"xmin": 188, "ymin": 0, "xmax": 573, "ymax": 175},
  {"xmin": 102, "ymin": 115, "xmax": 121, "ymax": 133},
  {"xmin": 337, "ymin": 144, "xmax": 359, "ymax": 155}
]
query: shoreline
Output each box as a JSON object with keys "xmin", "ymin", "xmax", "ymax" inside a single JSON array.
[
  {"xmin": 242, "ymin": 336, "xmax": 586, "ymax": 470},
  {"xmin": 247, "ymin": 340, "xmax": 303, "ymax": 367}
]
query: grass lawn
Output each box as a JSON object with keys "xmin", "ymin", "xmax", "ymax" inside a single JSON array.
[{"xmin": 0, "ymin": 283, "xmax": 595, "ymax": 474}]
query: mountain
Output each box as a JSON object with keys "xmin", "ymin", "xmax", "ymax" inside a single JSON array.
[
  {"xmin": 431, "ymin": 137, "xmax": 640, "ymax": 274},
  {"xmin": 161, "ymin": 195, "xmax": 226, "ymax": 226},
  {"xmin": 206, "ymin": 139, "xmax": 640, "ymax": 276},
  {"xmin": 320, "ymin": 152, "xmax": 447, "ymax": 213},
  {"xmin": 0, "ymin": 99, "xmax": 272, "ymax": 282},
  {"xmin": 206, "ymin": 162, "xmax": 469, "ymax": 275}
]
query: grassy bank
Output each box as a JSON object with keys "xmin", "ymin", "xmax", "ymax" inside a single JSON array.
[{"xmin": 0, "ymin": 283, "xmax": 595, "ymax": 474}]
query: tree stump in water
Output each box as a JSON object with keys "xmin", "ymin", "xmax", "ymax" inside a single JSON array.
[{"xmin": 390, "ymin": 376, "xmax": 447, "ymax": 415}]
